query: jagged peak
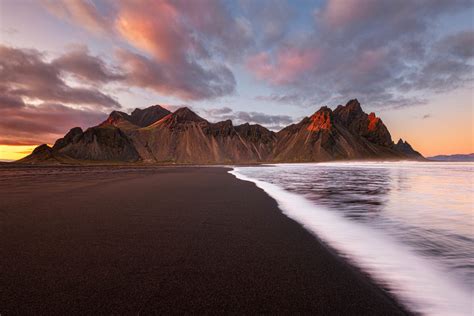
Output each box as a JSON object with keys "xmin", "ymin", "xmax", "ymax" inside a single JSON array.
[
  {"xmin": 236, "ymin": 122, "xmax": 266, "ymax": 129},
  {"xmin": 396, "ymin": 138, "xmax": 414, "ymax": 147},
  {"xmin": 235, "ymin": 122, "xmax": 274, "ymax": 134},
  {"xmin": 345, "ymin": 98, "xmax": 362, "ymax": 110},
  {"xmin": 308, "ymin": 106, "xmax": 333, "ymax": 132},
  {"xmin": 311, "ymin": 105, "xmax": 332, "ymax": 116},
  {"xmin": 333, "ymin": 99, "xmax": 365, "ymax": 127},
  {"xmin": 214, "ymin": 119, "xmax": 233, "ymax": 126},
  {"xmin": 108, "ymin": 110, "xmax": 125, "ymax": 117},
  {"xmin": 334, "ymin": 99, "xmax": 363, "ymax": 114},
  {"xmin": 127, "ymin": 104, "xmax": 171, "ymax": 127},
  {"xmin": 172, "ymin": 107, "xmax": 206, "ymax": 122},
  {"xmin": 131, "ymin": 104, "xmax": 168, "ymax": 116},
  {"xmin": 367, "ymin": 112, "xmax": 382, "ymax": 132},
  {"xmin": 102, "ymin": 110, "xmax": 129, "ymax": 126}
]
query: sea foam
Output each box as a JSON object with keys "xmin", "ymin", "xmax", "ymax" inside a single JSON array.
[{"xmin": 230, "ymin": 167, "xmax": 472, "ymax": 316}]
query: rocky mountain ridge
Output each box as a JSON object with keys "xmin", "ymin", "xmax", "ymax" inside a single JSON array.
[{"xmin": 18, "ymin": 99, "xmax": 424, "ymax": 164}]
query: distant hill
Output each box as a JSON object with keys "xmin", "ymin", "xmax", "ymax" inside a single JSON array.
[
  {"xmin": 428, "ymin": 153, "xmax": 474, "ymax": 162},
  {"xmin": 18, "ymin": 99, "xmax": 424, "ymax": 164}
]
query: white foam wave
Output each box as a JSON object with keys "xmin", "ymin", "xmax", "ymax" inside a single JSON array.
[{"xmin": 230, "ymin": 168, "xmax": 472, "ymax": 316}]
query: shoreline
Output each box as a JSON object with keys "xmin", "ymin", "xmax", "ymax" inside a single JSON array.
[
  {"xmin": 6, "ymin": 155, "xmax": 428, "ymax": 166},
  {"xmin": 1, "ymin": 166, "xmax": 409, "ymax": 314}
]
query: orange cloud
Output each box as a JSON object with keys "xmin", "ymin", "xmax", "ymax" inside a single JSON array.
[{"xmin": 116, "ymin": 2, "xmax": 184, "ymax": 63}]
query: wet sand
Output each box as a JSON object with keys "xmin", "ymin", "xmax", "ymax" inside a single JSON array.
[{"xmin": 0, "ymin": 166, "xmax": 408, "ymax": 314}]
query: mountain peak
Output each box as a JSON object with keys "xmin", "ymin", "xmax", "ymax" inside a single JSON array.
[
  {"xmin": 102, "ymin": 104, "xmax": 170, "ymax": 128},
  {"xmin": 18, "ymin": 98, "xmax": 424, "ymax": 164},
  {"xmin": 367, "ymin": 112, "xmax": 382, "ymax": 132},
  {"xmin": 131, "ymin": 104, "xmax": 167, "ymax": 116},
  {"xmin": 33, "ymin": 144, "xmax": 53, "ymax": 154},
  {"xmin": 172, "ymin": 107, "xmax": 206, "ymax": 122},
  {"xmin": 393, "ymin": 138, "xmax": 423, "ymax": 158},
  {"xmin": 334, "ymin": 99, "xmax": 363, "ymax": 118},
  {"xmin": 130, "ymin": 104, "xmax": 171, "ymax": 127},
  {"xmin": 307, "ymin": 106, "xmax": 333, "ymax": 132},
  {"xmin": 345, "ymin": 98, "xmax": 362, "ymax": 110}
]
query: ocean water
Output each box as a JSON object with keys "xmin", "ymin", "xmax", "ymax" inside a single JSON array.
[{"xmin": 230, "ymin": 162, "xmax": 473, "ymax": 316}]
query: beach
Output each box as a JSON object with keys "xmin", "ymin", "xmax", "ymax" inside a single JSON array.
[{"xmin": 0, "ymin": 166, "xmax": 407, "ymax": 315}]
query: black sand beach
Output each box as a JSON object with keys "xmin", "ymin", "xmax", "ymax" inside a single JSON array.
[{"xmin": 0, "ymin": 166, "xmax": 407, "ymax": 315}]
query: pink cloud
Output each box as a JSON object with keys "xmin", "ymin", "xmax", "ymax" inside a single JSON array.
[
  {"xmin": 316, "ymin": 0, "xmax": 376, "ymax": 29},
  {"xmin": 0, "ymin": 103, "xmax": 105, "ymax": 145},
  {"xmin": 116, "ymin": 49, "xmax": 235, "ymax": 101},
  {"xmin": 353, "ymin": 49, "xmax": 387, "ymax": 74},
  {"xmin": 246, "ymin": 47, "xmax": 321, "ymax": 85},
  {"xmin": 115, "ymin": 2, "xmax": 186, "ymax": 63},
  {"xmin": 41, "ymin": 0, "xmax": 112, "ymax": 34}
]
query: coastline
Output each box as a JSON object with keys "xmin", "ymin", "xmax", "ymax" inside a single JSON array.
[{"xmin": 1, "ymin": 165, "xmax": 408, "ymax": 314}]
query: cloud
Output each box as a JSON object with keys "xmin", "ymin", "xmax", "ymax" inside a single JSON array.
[
  {"xmin": 201, "ymin": 107, "xmax": 294, "ymax": 130},
  {"xmin": 116, "ymin": 49, "xmax": 236, "ymax": 100},
  {"xmin": 161, "ymin": 104, "xmax": 194, "ymax": 113},
  {"xmin": 113, "ymin": 0, "xmax": 247, "ymax": 100},
  {"xmin": 436, "ymin": 30, "xmax": 474, "ymax": 58},
  {"xmin": 246, "ymin": 47, "xmax": 321, "ymax": 85},
  {"xmin": 41, "ymin": 0, "xmax": 112, "ymax": 34},
  {"xmin": 0, "ymin": 102, "xmax": 105, "ymax": 145},
  {"xmin": 202, "ymin": 107, "xmax": 233, "ymax": 116},
  {"xmin": 315, "ymin": 0, "xmax": 471, "ymax": 42},
  {"xmin": 247, "ymin": 0, "xmax": 473, "ymax": 109},
  {"xmin": 1, "ymin": 27, "xmax": 18, "ymax": 35},
  {"xmin": 255, "ymin": 94, "xmax": 320, "ymax": 107},
  {"xmin": 40, "ymin": 0, "xmax": 254, "ymax": 101},
  {"xmin": 29, "ymin": 0, "xmax": 474, "ymax": 111},
  {"xmin": 52, "ymin": 46, "xmax": 124, "ymax": 83},
  {"xmin": 239, "ymin": 0, "xmax": 294, "ymax": 46},
  {"xmin": 0, "ymin": 45, "xmax": 119, "ymax": 146},
  {"xmin": 0, "ymin": 45, "xmax": 120, "ymax": 109},
  {"xmin": 422, "ymin": 114, "xmax": 431, "ymax": 119}
]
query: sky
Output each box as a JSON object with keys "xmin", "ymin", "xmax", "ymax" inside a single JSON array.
[{"xmin": 0, "ymin": 0, "xmax": 473, "ymax": 160}]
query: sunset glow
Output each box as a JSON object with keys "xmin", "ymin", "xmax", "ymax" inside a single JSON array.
[
  {"xmin": 0, "ymin": 145, "xmax": 38, "ymax": 161},
  {"xmin": 2, "ymin": 2, "xmax": 473, "ymax": 315},
  {"xmin": 0, "ymin": 0, "xmax": 473, "ymax": 160}
]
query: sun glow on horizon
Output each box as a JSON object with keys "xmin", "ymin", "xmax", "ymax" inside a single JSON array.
[{"xmin": 0, "ymin": 145, "xmax": 39, "ymax": 161}]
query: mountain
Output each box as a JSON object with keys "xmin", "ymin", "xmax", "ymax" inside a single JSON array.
[
  {"xmin": 128, "ymin": 107, "xmax": 275, "ymax": 163},
  {"xmin": 393, "ymin": 139, "xmax": 423, "ymax": 159},
  {"xmin": 273, "ymin": 101, "xmax": 406, "ymax": 162},
  {"xmin": 102, "ymin": 105, "xmax": 171, "ymax": 129},
  {"xmin": 18, "ymin": 99, "xmax": 424, "ymax": 164},
  {"xmin": 428, "ymin": 153, "xmax": 474, "ymax": 162}
]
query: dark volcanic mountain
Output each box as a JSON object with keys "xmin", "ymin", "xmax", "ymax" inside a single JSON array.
[
  {"xmin": 273, "ymin": 101, "xmax": 402, "ymax": 162},
  {"xmin": 19, "ymin": 99, "xmax": 423, "ymax": 164}
]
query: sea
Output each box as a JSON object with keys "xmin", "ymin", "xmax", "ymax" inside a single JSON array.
[{"xmin": 230, "ymin": 161, "xmax": 473, "ymax": 316}]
